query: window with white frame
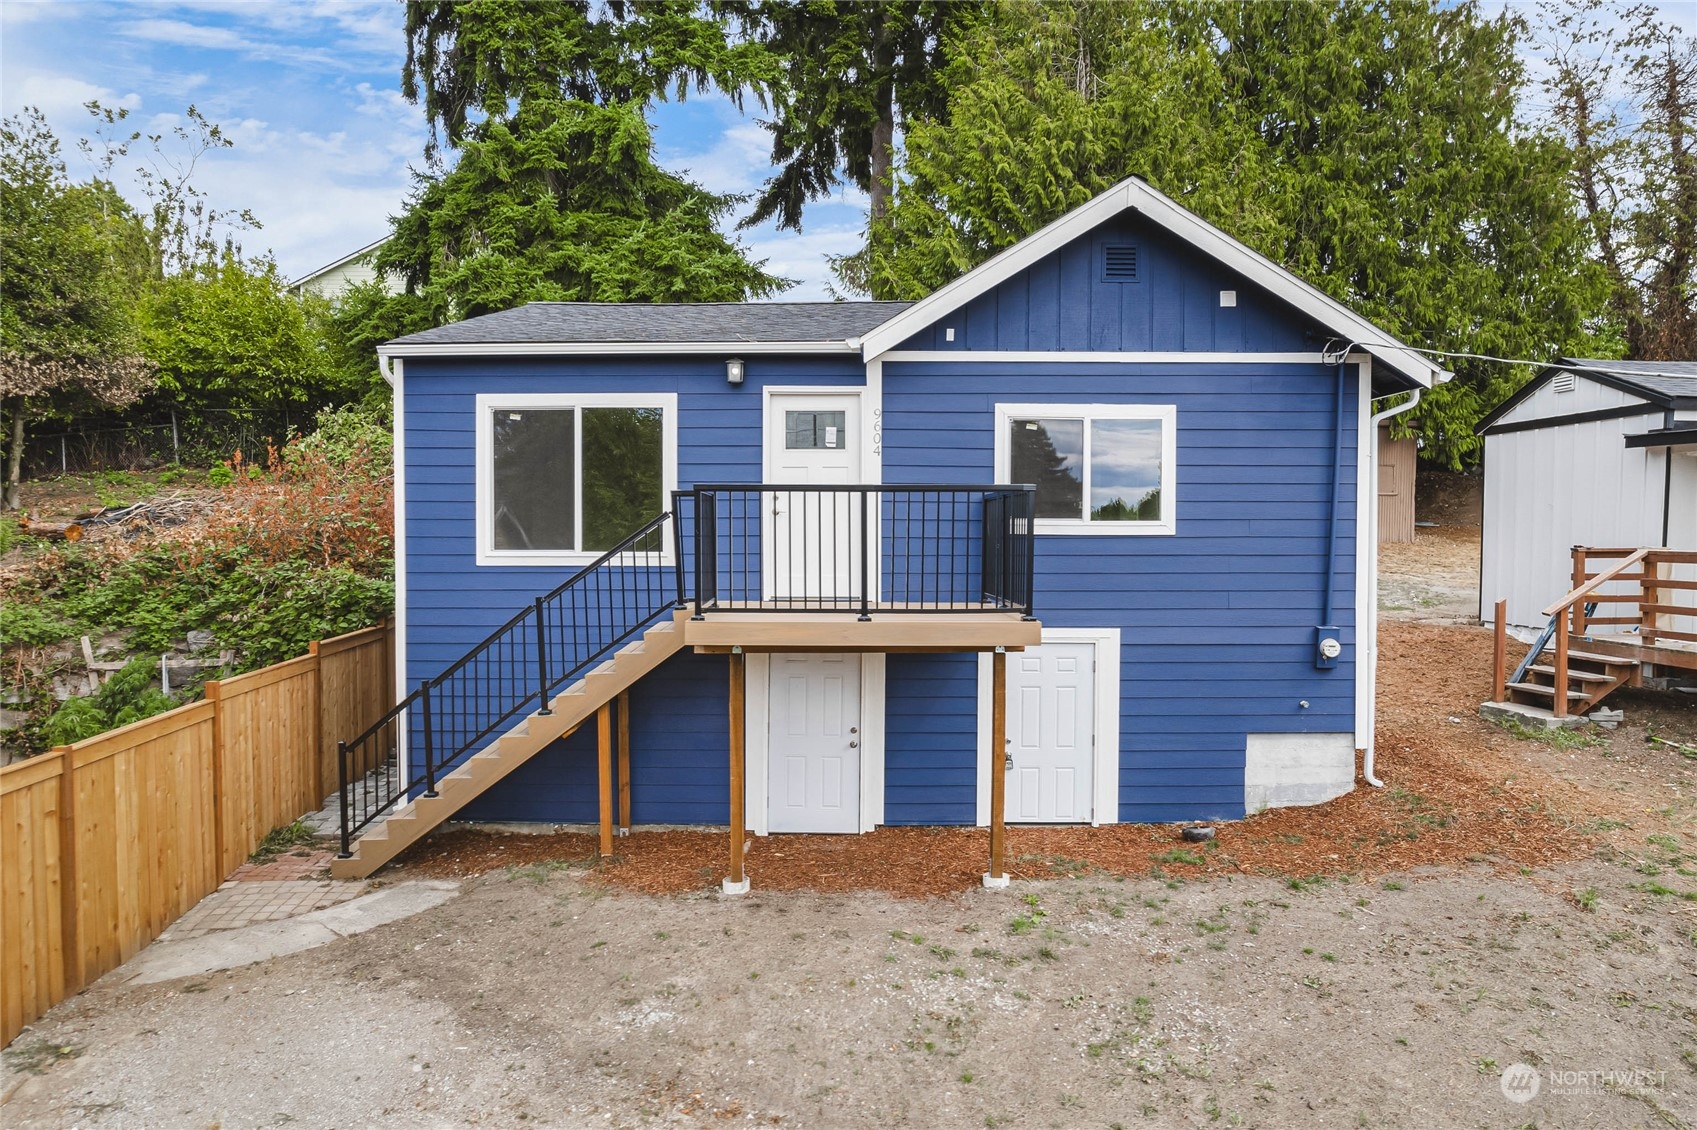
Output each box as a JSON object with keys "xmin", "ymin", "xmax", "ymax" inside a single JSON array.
[
  {"xmin": 475, "ymin": 392, "xmax": 677, "ymax": 565},
  {"xmin": 994, "ymin": 403, "xmax": 1176, "ymax": 535}
]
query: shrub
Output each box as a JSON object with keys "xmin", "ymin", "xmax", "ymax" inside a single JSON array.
[
  {"xmin": 206, "ymin": 464, "xmax": 234, "ymax": 486},
  {"xmin": 40, "ymin": 658, "xmax": 178, "ymax": 746},
  {"xmin": 0, "ymin": 603, "xmax": 74, "ymax": 648}
]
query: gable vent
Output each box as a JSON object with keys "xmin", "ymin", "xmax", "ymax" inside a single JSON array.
[
  {"xmin": 1102, "ymin": 244, "xmax": 1139, "ymax": 282},
  {"xmin": 1552, "ymin": 371, "xmax": 1577, "ymax": 394}
]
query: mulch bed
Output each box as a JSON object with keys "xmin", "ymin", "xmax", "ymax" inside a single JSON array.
[{"xmin": 385, "ymin": 620, "xmax": 1600, "ymax": 898}]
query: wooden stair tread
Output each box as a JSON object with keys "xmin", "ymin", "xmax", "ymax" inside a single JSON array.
[
  {"xmin": 1536, "ymin": 649, "xmax": 1642, "ymax": 667},
  {"xmin": 1507, "ymin": 682, "xmax": 1587, "ymax": 701},
  {"xmin": 1525, "ymin": 665, "xmax": 1617, "ymax": 683}
]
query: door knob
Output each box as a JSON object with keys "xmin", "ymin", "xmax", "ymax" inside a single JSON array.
[
  {"xmin": 850, "ymin": 726, "xmax": 858, "ymax": 734},
  {"xmin": 849, "ymin": 740, "xmax": 859, "ymax": 748}
]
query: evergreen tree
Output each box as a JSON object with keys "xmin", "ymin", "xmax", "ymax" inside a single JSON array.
[{"xmin": 872, "ymin": 1, "xmax": 1607, "ymax": 468}]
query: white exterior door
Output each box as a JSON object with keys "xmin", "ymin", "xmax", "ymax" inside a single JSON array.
[
  {"xmin": 768, "ymin": 654, "xmax": 862, "ymax": 833},
  {"xmin": 1006, "ymin": 643, "xmax": 1095, "ymax": 822},
  {"xmin": 765, "ymin": 393, "xmax": 862, "ymax": 602}
]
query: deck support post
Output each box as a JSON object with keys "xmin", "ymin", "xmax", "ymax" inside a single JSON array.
[
  {"xmin": 984, "ymin": 646, "xmax": 1009, "ymax": 889},
  {"xmin": 617, "ymin": 690, "xmax": 632, "ymax": 835},
  {"xmin": 597, "ymin": 702, "xmax": 614, "ymax": 857},
  {"xmin": 725, "ymin": 647, "xmax": 749, "ymax": 894},
  {"xmin": 1553, "ymin": 612, "xmax": 1570, "ymax": 719},
  {"xmin": 1491, "ymin": 599, "xmax": 1507, "ymax": 703}
]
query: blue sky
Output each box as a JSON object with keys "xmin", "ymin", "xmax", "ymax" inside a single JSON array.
[
  {"xmin": 3, "ymin": 2, "xmax": 1677, "ymax": 302},
  {"xmin": 0, "ymin": 0, "xmax": 868, "ymax": 299}
]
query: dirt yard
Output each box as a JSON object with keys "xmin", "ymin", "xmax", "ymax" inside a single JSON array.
[{"xmin": 6, "ymin": 475, "xmax": 1697, "ymax": 1128}]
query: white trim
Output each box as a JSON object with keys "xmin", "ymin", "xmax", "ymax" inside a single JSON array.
[
  {"xmin": 994, "ymin": 403, "xmax": 1177, "ymax": 536},
  {"xmin": 864, "ymin": 358, "xmax": 884, "ymax": 481},
  {"xmin": 745, "ymin": 652, "xmax": 886, "ymax": 835},
  {"xmin": 381, "ymin": 340, "xmax": 860, "ymax": 359},
  {"xmin": 975, "ymin": 629, "xmax": 1121, "ymax": 826},
  {"xmin": 473, "ymin": 391, "xmax": 678, "ymax": 568},
  {"xmin": 289, "ymin": 235, "xmax": 389, "ymax": 291},
  {"xmin": 880, "ymin": 350, "xmax": 1334, "ymax": 366},
  {"xmin": 858, "ymin": 177, "xmax": 1445, "ymax": 388},
  {"xmin": 746, "ymin": 654, "xmax": 771, "ymax": 837},
  {"xmin": 759, "ymin": 385, "xmax": 868, "ymax": 482},
  {"xmin": 1353, "ymin": 360, "xmax": 1371, "ymax": 753},
  {"xmin": 392, "ymin": 360, "xmax": 409, "ymax": 761}
]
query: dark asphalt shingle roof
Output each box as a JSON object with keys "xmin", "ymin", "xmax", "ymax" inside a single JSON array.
[
  {"xmin": 1560, "ymin": 358, "xmax": 1697, "ymax": 404},
  {"xmin": 390, "ymin": 302, "xmax": 915, "ymax": 347}
]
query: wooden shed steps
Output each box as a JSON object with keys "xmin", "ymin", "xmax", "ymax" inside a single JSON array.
[
  {"xmin": 1502, "ymin": 646, "xmax": 1641, "ymax": 717},
  {"xmin": 329, "ymin": 619, "xmax": 684, "ymax": 880}
]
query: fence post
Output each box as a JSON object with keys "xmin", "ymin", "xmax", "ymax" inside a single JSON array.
[
  {"xmin": 204, "ymin": 679, "xmax": 227, "ymax": 872},
  {"xmin": 309, "ymin": 640, "xmax": 325, "ymax": 805},
  {"xmin": 420, "ymin": 683, "xmax": 438, "ymax": 797},
  {"xmin": 55, "ymin": 746, "xmax": 82, "ymax": 994}
]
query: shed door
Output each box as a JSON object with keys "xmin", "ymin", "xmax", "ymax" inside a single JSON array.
[
  {"xmin": 1006, "ymin": 643, "xmax": 1095, "ymax": 823},
  {"xmin": 765, "ymin": 394, "xmax": 862, "ymax": 602},
  {"xmin": 768, "ymin": 654, "xmax": 862, "ymax": 833}
]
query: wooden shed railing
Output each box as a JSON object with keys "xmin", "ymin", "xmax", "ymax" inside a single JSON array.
[
  {"xmin": 1492, "ymin": 548, "xmax": 1697, "ymax": 717},
  {"xmin": 1, "ymin": 621, "xmax": 394, "ymax": 1047}
]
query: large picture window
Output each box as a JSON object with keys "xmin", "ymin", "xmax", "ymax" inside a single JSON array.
[
  {"xmin": 476, "ymin": 393, "xmax": 677, "ymax": 565},
  {"xmin": 994, "ymin": 403, "xmax": 1176, "ymax": 535}
]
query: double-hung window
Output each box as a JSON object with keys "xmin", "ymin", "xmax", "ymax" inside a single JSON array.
[
  {"xmin": 994, "ymin": 403, "xmax": 1176, "ymax": 535},
  {"xmin": 475, "ymin": 392, "xmax": 677, "ymax": 565}
]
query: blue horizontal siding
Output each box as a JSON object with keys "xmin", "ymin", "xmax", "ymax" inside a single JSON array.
[
  {"xmin": 884, "ymin": 653, "xmax": 977, "ymax": 825},
  {"xmin": 894, "ymin": 215, "xmax": 1312, "ymax": 354},
  {"xmin": 881, "ymin": 358, "xmax": 1358, "ymax": 823}
]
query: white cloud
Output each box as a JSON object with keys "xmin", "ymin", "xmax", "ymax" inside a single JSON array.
[{"xmin": 12, "ymin": 73, "xmax": 140, "ymax": 124}]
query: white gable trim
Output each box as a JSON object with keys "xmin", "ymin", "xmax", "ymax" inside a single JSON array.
[
  {"xmin": 858, "ymin": 178, "xmax": 1445, "ymax": 389},
  {"xmin": 289, "ymin": 236, "xmax": 389, "ymax": 291}
]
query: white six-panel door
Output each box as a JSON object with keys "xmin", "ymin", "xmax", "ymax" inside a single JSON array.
[
  {"xmin": 767, "ymin": 653, "xmax": 862, "ymax": 833},
  {"xmin": 1006, "ymin": 642, "xmax": 1096, "ymax": 822}
]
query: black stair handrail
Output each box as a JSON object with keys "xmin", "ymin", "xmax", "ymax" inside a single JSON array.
[{"xmin": 337, "ymin": 511, "xmax": 675, "ymax": 855}]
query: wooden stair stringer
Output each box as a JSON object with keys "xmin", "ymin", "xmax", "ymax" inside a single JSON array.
[
  {"xmin": 1504, "ymin": 647, "xmax": 1642, "ymax": 716},
  {"xmin": 329, "ymin": 620, "xmax": 682, "ymax": 879}
]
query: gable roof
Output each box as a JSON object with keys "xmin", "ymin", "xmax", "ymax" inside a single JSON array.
[
  {"xmin": 856, "ymin": 177, "xmax": 1449, "ymax": 388},
  {"xmin": 1475, "ymin": 358, "xmax": 1697, "ymax": 434},
  {"xmin": 384, "ymin": 301, "xmax": 913, "ymax": 355},
  {"xmin": 288, "ymin": 236, "xmax": 390, "ymax": 292}
]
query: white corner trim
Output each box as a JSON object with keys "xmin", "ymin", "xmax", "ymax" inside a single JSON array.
[
  {"xmin": 976, "ymin": 628, "xmax": 1121, "ymax": 827},
  {"xmin": 858, "ymin": 177, "xmax": 1443, "ymax": 389},
  {"xmin": 745, "ymin": 654, "xmax": 771, "ymax": 837},
  {"xmin": 743, "ymin": 652, "xmax": 885, "ymax": 836},
  {"xmin": 472, "ymin": 391, "xmax": 678, "ymax": 568},
  {"xmin": 392, "ymin": 359, "xmax": 409, "ymax": 751},
  {"xmin": 993, "ymin": 403, "xmax": 1177, "ymax": 536},
  {"xmin": 879, "ymin": 350, "xmax": 1333, "ymax": 366},
  {"xmin": 865, "ymin": 358, "xmax": 884, "ymax": 482}
]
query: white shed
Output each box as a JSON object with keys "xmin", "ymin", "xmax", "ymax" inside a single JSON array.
[{"xmin": 1479, "ymin": 359, "xmax": 1697, "ymax": 632}]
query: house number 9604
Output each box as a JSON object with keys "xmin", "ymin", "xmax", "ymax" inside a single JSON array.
[{"xmin": 872, "ymin": 407, "xmax": 882, "ymax": 456}]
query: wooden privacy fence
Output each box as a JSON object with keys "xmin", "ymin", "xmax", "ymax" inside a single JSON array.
[{"xmin": 1, "ymin": 621, "xmax": 393, "ymax": 1047}]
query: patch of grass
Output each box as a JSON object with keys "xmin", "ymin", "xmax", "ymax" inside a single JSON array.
[
  {"xmin": 249, "ymin": 818, "xmax": 317, "ymax": 863},
  {"xmin": 507, "ymin": 858, "xmax": 578, "ymax": 883},
  {"xmin": 1574, "ymin": 887, "xmax": 1600, "ymax": 912},
  {"xmin": 1495, "ymin": 716, "xmax": 1609, "ymax": 750},
  {"xmin": 1, "ymin": 1038, "xmax": 81, "ymax": 1074},
  {"xmin": 1154, "ymin": 848, "xmax": 1205, "ymax": 866},
  {"xmin": 1637, "ymin": 880, "xmax": 1697, "ymax": 902}
]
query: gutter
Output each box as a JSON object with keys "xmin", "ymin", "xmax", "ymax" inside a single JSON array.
[{"xmin": 1361, "ymin": 386, "xmax": 1425, "ymax": 787}]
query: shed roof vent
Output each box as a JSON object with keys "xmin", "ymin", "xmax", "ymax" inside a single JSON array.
[
  {"xmin": 1102, "ymin": 244, "xmax": 1139, "ymax": 282},
  {"xmin": 1552, "ymin": 371, "xmax": 1577, "ymax": 394}
]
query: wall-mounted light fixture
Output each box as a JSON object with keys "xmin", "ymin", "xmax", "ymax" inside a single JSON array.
[{"xmin": 725, "ymin": 357, "xmax": 745, "ymax": 385}]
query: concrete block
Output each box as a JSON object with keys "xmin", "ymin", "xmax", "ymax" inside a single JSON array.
[
  {"xmin": 1479, "ymin": 700, "xmax": 1591, "ymax": 730},
  {"xmin": 1244, "ymin": 732, "xmax": 1356, "ymax": 814}
]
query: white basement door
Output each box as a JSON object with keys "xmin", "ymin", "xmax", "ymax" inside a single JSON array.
[
  {"xmin": 768, "ymin": 653, "xmax": 862, "ymax": 832},
  {"xmin": 1006, "ymin": 642, "xmax": 1095, "ymax": 822}
]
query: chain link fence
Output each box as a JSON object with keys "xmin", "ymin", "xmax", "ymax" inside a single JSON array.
[{"xmin": 15, "ymin": 408, "xmax": 317, "ymax": 478}]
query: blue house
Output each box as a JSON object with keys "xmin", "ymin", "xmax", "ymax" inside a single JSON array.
[{"xmin": 331, "ymin": 178, "xmax": 1447, "ymax": 890}]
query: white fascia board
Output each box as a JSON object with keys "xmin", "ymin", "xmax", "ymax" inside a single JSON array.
[
  {"xmin": 858, "ymin": 177, "xmax": 1446, "ymax": 390},
  {"xmin": 288, "ymin": 235, "xmax": 390, "ymax": 291},
  {"xmin": 377, "ymin": 339, "xmax": 860, "ymax": 359}
]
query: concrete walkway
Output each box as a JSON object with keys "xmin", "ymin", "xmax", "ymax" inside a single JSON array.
[{"xmin": 120, "ymin": 880, "xmax": 460, "ymax": 986}]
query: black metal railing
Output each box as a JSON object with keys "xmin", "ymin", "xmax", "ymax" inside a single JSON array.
[
  {"xmin": 336, "ymin": 512, "xmax": 674, "ymax": 854},
  {"xmin": 671, "ymin": 484, "xmax": 1035, "ymax": 619}
]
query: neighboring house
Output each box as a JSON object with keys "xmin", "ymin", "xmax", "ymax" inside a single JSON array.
[
  {"xmin": 1478, "ymin": 359, "xmax": 1697, "ymax": 633},
  {"xmin": 287, "ymin": 236, "xmax": 397, "ymax": 300},
  {"xmin": 331, "ymin": 177, "xmax": 1448, "ymax": 887},
  {"xmin": 1376, "ymin": 423, "xmax": 1418, "ymax": 544}
]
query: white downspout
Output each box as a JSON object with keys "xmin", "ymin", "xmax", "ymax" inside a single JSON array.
[{"xmin": 1362, "ymin": 386, "xmax": 1424, "ymax": 787}]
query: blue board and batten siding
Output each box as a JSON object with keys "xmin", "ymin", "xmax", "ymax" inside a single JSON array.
[
  {"xmin": 403, "ymin": 355, "xmax": 863, "ymax": 823},
  {"xmin": 400, "ymin": 205, "xmax": 1361, "ymax": 825}
]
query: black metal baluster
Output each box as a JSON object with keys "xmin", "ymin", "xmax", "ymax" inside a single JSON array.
[
  {"xmin": 534, "ymin": 598, "xmax": 551, "ymax": 715},
  {"xmin": 420, "ymin": 684, "xmax": 437, "ymax": 798}
]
